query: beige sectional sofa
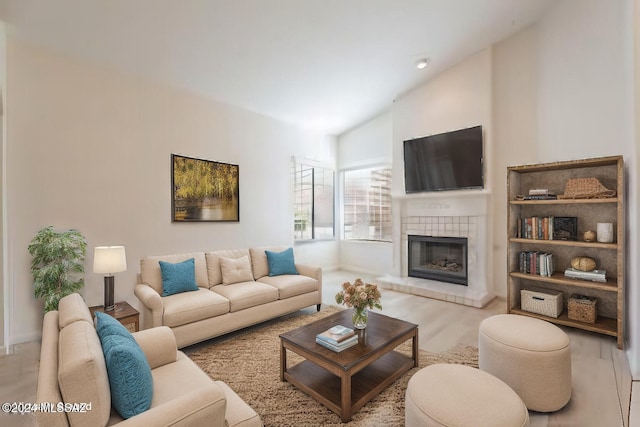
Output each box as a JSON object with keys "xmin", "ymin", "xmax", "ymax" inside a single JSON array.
[
  {"xmin": 36, "ymin": 293, "xmax": 262, "ymax": 427},
  {"xmin": 134, "ymin": 246, "xmax": 322, "ymax": 348}
]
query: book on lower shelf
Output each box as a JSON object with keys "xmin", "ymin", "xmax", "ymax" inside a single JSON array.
[
  {"xmin": 564, "ymin": 268, "xmax": 607, "ymax": 283},
  {"xmin": 315, "ymin": 334, "xmax": 359, "ymax": 352},
  {"xmin": 519, "ymin": 251, "xmax": 554, "ymax": 277}
]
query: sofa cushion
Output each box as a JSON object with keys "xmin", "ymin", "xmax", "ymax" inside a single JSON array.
[
  {"xmin": 58, "ymin": 292, "xmax": 93, "ymax": 328},
  {"xmin": 211, "ymin": 282, "xmax": 279, "ymax": 312},
  {"xmin": 141, "ymin": 252, "xmax": 208, "ymax": 295},
  {"xmin": 96, "ymin": 312, "xmax": 153, "ymax": 419},
  {"xmin": 205, "ymin": 249, "xmax": 251, "ymax": 287},
  {"xmin": 257, "ymin": 274, "xmax": 318, "ymax": 299},
  {"xmin": 220, "ymin": 255, "xmax": 254, "ymax": 285},
  {"xmin": 162, "ymin": 288, "xmax": 230, "ymax": 328},
  {"xmin": 249, "ymin": 246, "xmax": 287, "ymax": 280},
  {"xmin": 58, "ymin": 320, "xmax": 111, "ymax": 427},
  {"xmin": 265, "ymin": 247, "xmax": 299, "ymax": 276},
  {"xmin": 159, "ymin": 258, "xmax": 199, "ymax": 296}
]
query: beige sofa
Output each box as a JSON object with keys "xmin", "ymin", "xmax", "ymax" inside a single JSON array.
[
  {"xmin": 36, "ymin": 293, "xmax": 262, "ymax": 427},
  {"xmin": 134, "ymin": 246, "xmax": 322, "ymax": 348}
]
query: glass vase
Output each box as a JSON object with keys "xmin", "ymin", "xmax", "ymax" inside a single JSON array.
[{"xmin": 352, "ymin": 307, "xmax": 368, "ymax": 329}]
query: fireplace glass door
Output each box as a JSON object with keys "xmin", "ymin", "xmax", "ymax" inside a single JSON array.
[{"xmin": 408, "ymin": 235, "xmax": 468, "ymax": 285}]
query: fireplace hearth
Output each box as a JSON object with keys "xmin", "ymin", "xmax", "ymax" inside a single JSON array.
[{"xmin": 408, "ymin": 235, "xmax": 468, "ymax": 285}]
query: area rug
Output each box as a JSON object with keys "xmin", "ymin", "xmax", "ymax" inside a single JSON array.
[{"xmin": 186, "ymin": 307, "xmax": 478, "ymax": 426}]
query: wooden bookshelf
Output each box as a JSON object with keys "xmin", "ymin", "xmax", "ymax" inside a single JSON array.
[{"xmin": 507, "ymin": 156, "xmax": 624, "ymax": 348}]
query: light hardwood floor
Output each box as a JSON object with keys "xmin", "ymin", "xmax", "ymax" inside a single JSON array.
[{"xmin": 0, "ymin": 269, "xmax": 633, "ymax": 426}]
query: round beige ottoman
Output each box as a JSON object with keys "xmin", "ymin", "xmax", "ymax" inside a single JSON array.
[
  {"xmin": 478, "ymin": 314, "xmax": 572, "ymax": 412},
  {"xmin": 405, "ymin": 364, "xmax": 529, "ymax": 427}
]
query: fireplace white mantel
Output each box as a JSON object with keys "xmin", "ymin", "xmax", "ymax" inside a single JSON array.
[{"xmin": 377, "ymin": 190, "xmax": 495, "ymax": 308}]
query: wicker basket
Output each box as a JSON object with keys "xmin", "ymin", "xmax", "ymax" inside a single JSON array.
[
  {"xmin": 521, "ymin": 288, "xmax": 563, "ymax": 318},
  {"xmin": 557, "ymin": 177, "xmax": 616, "ymax": 199},
  {"xmin": 568, "ymin": 294, "xmax": 597, "ymax": 324}
]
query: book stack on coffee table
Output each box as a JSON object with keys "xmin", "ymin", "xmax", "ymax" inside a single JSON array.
[{"xmin": 315, "ymin": 325, "xmax": 358, "ymax": 352}]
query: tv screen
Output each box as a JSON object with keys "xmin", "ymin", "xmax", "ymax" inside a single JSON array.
[{"xmin": 403, "ymin": 125, "xmax": 484, "ymax": 193}]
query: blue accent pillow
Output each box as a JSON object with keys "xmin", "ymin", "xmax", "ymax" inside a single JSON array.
[
  {"xmin": 265, "ymin": 247, "xmax": 299, "ymax": 276},
  {"xmin": 159, "ymin": 258, "xmax": 199, "ymax": 296},
  {"xmin": 95, "ymin": 312, "xmax": 153, "ymax": 419}
]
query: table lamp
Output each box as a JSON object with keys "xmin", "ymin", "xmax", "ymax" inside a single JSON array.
[{"xmin": 93, "ymin": 246, "xmax": 127, "ymax": 311}]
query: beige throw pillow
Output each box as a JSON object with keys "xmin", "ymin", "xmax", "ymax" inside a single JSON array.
[{"xmin": 220, "ymin": 256, "xmax": 254, "ymax": 285}]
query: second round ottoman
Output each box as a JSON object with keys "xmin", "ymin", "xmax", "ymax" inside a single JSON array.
[
  {"xmin": 405, "ymin": 363, "xmax": 529, "ymax": 427},
  {"xmin": 478, "ymin": 314, "xmax": 572, "ymax": 412}
]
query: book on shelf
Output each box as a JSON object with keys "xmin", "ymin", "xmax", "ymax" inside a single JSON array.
[
  {"xmin": 564, "ymin": 268, "xmax": 607, "ymax": 283},
  {"xmin": 315, "ymin": 334, "xmax": 359, "ymax": 352},
  {"xmin": 522, "ymin": 194, "xmax": 557, "ymax": 200},
  {"xmin": 516, "ymin": 216, "xmax": 555, "ymax": 240},
  {"xmin": 316, "ymin": 325, "xmax": 355, "ymax": 344},
  {"xmin": 519, "ymin": 251, "xmax": 554, "ymax": 277},
  {"xmin": 528, "ymin": 188, "xmax": 550, "ymax": 196}
]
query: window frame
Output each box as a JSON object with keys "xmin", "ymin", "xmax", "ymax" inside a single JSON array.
[{"xmin": 292, "ymin": 159, "xmax": 335, "ymax": 241}]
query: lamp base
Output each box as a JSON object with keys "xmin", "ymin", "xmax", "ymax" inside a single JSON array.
[{"xmin": 104, "ymin": 276, "xmax": 115, "ymax": 311}]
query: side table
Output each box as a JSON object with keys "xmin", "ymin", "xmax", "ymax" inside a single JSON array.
[{"xmin": 89, "ymin": 301, "xmax": 140, "ymax": 332}]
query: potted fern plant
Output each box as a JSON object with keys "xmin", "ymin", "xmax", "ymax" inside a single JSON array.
[{"xmin": 28, "ymin": 226, "xmax": 87, "ymax": 312}]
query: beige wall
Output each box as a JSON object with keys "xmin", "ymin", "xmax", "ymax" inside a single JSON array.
[
  {"xmin": 491, "ymin": 26, "xmax": 540, "ymax": 300},
  {"xmin": 5, "ymin": 39, "xmax": 337, "ymax": 343}
]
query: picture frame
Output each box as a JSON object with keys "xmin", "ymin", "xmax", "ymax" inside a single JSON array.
[
  {"xmin": 553, "ymin": 217, "xmax": 577, "ymax": 240},
  {"xmin": 171, "ymin": 154, "xmax": 239, "ymax": 222}
]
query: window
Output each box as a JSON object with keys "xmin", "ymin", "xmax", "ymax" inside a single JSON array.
[
  {"xmin": 343, "ymin": 167, "xmax": 392, "ymax": 241},
  {"xmin": 292, "ymin": 162, "xmax": 334, "ymax": 240}
]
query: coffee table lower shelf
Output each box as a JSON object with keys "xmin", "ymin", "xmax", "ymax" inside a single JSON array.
[{"xmin": 283, "ymin": 350, "xmax": 414, "ymax": 421}]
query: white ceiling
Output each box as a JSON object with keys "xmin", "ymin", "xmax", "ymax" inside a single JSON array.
[{"xmin": 0, "ymin": 0, "xmax": 556, "ymax": 135}]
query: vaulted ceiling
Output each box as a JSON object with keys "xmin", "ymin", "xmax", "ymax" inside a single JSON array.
[{"xmin": 0, "ymin": 0, "xmax": 556, "ymax": 135}]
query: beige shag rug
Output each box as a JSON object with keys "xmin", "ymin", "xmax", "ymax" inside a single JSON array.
[{"xmin": 186, "ymin": 307, "xmax": 478, "ymax": 426}]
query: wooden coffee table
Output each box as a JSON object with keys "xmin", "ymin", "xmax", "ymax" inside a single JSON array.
[{"xmin": 279, "ymin": 309, "xmax": 418, "ymax": 422}]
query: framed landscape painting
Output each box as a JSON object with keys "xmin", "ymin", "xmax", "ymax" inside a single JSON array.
[{"xmin": 172, "ymin": 154, "xmax": 239, "ymax": 222}]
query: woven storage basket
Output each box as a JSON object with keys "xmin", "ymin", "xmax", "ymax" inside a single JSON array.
[
  {"xmin": 568, "ymin": 294, "xmax": 597, "ymax": 324},
  {"xmin": 521, "ymin": 288, "xmax": 563, "ymax": 318},
  {"xmin": 557, "ymin": 177, "xmax": 616, "ymax": 199}
]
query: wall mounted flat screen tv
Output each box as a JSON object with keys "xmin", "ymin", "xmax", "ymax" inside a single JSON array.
[{"xmin": 403, "ymin": 125, "xmax": 484, "ymax": 193}]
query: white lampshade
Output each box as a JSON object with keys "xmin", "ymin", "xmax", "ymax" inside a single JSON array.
[{"xmin": 93, "ymin": 246, "xmax": 127, "ymax": 275}]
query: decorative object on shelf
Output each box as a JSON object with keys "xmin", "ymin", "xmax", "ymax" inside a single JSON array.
[
  {"xmin": 583, "ymin": 230, "xmax": 596, "ymax": 242},
  {"xmin": 557, "ymin": 177, "xmax": 616, "ymax": 199},
  {"xmin": 520, "ymin": 288, "xmax": 563, "ymax": 318},
  {"xmin": 571, "ymin": 256, "xmax": 596, "ymax": 272},
  {"xmin": 171, "ymin": 154, "xmax": 239, "ymax": 222},
  {"xmin": 552, "ymin": 217, "xmax": 577, "ymax": 240},
  {"xmin": 335, "ymin": 278, "xmax": 382, "ymax": 330},
  {"xmin": 28, "ymin": 226, "xmax": 88, "ymax": 312},
  {"xmin": 93, "ymin": 246, "xmax": 127, "ymax": 311},
  {"xmin": 597, "ymin": 223, "xmax": 614, "ymax": 243},
  {"xmin": 568, "ymin": 294, "xmax": 597, "ymax": 324}
]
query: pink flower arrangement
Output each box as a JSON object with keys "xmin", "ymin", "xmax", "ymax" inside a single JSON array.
[{"xmin": 335, "ymin": 278, "xmax": 382, "ymax": 311}]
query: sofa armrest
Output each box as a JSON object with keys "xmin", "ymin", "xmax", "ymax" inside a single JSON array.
[
  {"xmin": 296, "ymin": 264, "xmax": 322, "ymax": 306},
  {"xmin": 132, "ymin": 326, "xmax": 177, "ymax": 369},
  {"xmin": 116, "ymin": 382, "xmax": 227, "ymax": 427},
  {"xmin": 134, "ymin": 284, "xmax": 163, "ymax": 329},
  {"xmin": 295, "ymin": 264, "xmax": 321, "ymax": 281}
]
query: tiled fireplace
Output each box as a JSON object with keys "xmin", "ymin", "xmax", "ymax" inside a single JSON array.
[{"xmin": 378, "ymin": 192, "xmax": 494, "ymax": 308}]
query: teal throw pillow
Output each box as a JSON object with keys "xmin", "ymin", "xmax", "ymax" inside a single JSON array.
[
  {"xmin": 95, "ymin": 312, "xmax": 153, "ymax": 419},
  {"xmin": 265, "ymin": 247, "xmax": 299, "ymax": 276},
  {"xmin": 159, "ymin": 258, "xmax": 199, "ymax": 296}
]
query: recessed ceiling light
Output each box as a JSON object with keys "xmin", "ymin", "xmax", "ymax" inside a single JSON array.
[{"xmin": 416, "ymin": 58, "xmax": 430, "ymax": 69}]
